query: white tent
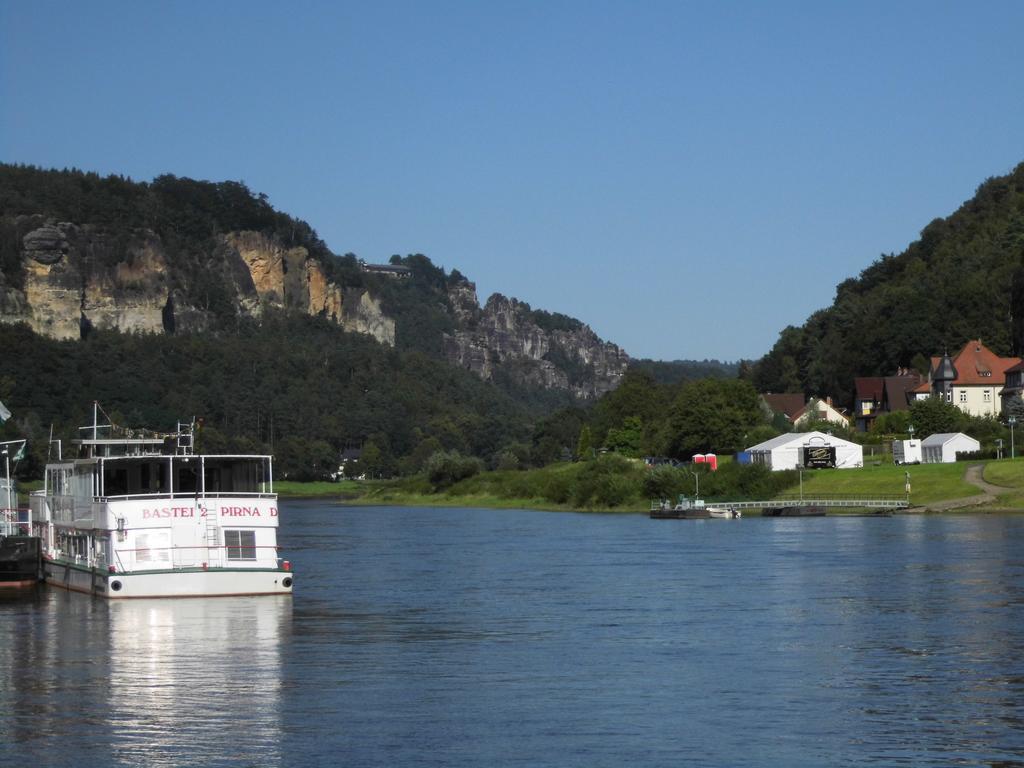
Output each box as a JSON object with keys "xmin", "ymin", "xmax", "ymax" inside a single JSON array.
[
  {"xmin": 921, "ymin": 433, "xmax": 980, "ymax": 464},
  {"xmin": 745, "ymin": 431, "xmax": 864, "ymax": 472}
]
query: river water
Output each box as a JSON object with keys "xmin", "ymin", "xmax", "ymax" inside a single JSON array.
[{"xmin": 2, "ymin": 503, "xmax": 1024, "ymax": 767}]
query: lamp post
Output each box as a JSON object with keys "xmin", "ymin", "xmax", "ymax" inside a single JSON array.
[
  {"xmin": 2, "ymin": 446, "xmax": 9, "ymax": 536},
  {"xmin": 687, "ymin": 466, "xmax": 700, "ymax": 498},
  {"xmin": 908, "ymin": 425, "xmax": 914, "ymax": 441},
  {"xmin": 1010, "ymin": 416, "xmax": 1017, "ymax": 460}
]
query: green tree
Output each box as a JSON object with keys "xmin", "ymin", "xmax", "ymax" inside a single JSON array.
[
  {"xmin": 399, "ymin": 436, "xmax": 444, "ymax": 475},
  {"xmin": 360, "ymin": 439, "xmax": 394, "ymax": 479},
  {"xmin": 663, "ymin": 379, "xmax": 767, "ymax": 458},
  {"xmin": 908, "ymin": 397, "xmax": 966, "ymax": 437},
  {"xmin": 425, "ymin": 450, "xmax": 482, "ymax": 489},
  {"xmin": 576, "ymin": 425, "xmax": 594, "ymax": 461},
  {"xmin": 641, "ymin": 464, "xmax": 688, "ymax": 500},
  {"xmin": 604, "ymin": 415, "xmax": 644, "ymax": 457},
  {"xmin": 870, "ymin": 410, "xmax": 911, "ymax": 437}
]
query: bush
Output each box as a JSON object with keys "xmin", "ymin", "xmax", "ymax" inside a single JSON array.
[
  {"xmin": 642, "ymin": 464, "xmax": 690, "ymax": 500},
  {"xmin": 425, "ymin": 450, "xmax": 483, "ymax": 490},
  {"xmin": 571, "ymin": 454, "xmax": 640, "ymax": 507},
  {"xmin": 593, "ymin": 474, "xmax": 634, "ymax": 507},
  {"xmin": 700, "ymin": 462, "xmax": 798, "ymax": 499},
  {"xmin": 541, "ymin": 472, "xmax": 573, "ymax": 504}
]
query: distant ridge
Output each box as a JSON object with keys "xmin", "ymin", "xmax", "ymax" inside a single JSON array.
[{"xmin": 750, "ymin": 161, "xmax": 1024, "ymax": 406}]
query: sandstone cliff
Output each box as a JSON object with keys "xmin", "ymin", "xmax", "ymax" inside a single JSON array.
[
  {"xmin": 0, "ymin": 219, "xmax": 395, "ymax": 345},
  {"xmin": 443, "ymin": 281, "xmax": 629, "ymax": 399}
]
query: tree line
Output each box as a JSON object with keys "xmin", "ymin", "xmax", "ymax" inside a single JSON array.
[{"xmin": 748, "ymin": 161, "xmax": 1024, "ymax": 406}]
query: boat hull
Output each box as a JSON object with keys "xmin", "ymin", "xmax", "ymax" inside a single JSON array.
[
  {"xmin": 0, "ymin": 535, "xmax": 43, "ymax": 587},
  {"xmin": 762, "ymin": 506, "xmax": 826, "ymax": 517},
  {"xmin": 43, "ymin": 558, "xmax": 294, "ymax": 599},
  {"xmin": 650, "ymin": 509, "xmax": 710, "ymax": 519}
]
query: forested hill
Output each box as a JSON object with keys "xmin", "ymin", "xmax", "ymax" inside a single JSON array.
[
  {"xmin": 750, "ymin": 161, "xmax": 1024, "ymax": 405},
  {"xmin": 0, "ymin": 163, "xmax": 628, "ymax": 402},
  {"xmin": 629, "ymin": 358, "xmax": 738, "ymax": 384},
  {"xmin": 0, "ymin": 163, "xmax": 720, "ymax": 478}
]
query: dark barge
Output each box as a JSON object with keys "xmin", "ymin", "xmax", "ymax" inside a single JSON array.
[{"xmin": 0, "ymin": 535, "xmax": 43, "ymax": 588}]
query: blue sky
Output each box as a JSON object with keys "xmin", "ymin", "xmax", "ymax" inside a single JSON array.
[{"xmin": 2, "ymin": 1, "xmax": 1023, "ymax": 361}]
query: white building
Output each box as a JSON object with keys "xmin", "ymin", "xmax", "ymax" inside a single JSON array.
[
  {"xmin": 928, "ymin": 340, "xmax": 1020, "ymax": 418},
  {"xmin": 791, "ymin": 397, "xmax": 849, "ymax": 429},
  {"xmin": 745, "ymin": 431, "xmax": 864, "ymax": 472},
  {"xmin": 921, "ymin": 433, "xmax": 980, "ymax": 464}
]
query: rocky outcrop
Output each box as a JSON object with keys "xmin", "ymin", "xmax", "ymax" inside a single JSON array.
[
  {"xmin": 0, "ymin": 221, "xmax": 395, "ymax": 346},
  {"xmin": 1, "ymin": 217, "xmax": 620, "ymax": 399},
  {"xmin": 343, "ymin": 289, "xmax": 395, "ymax": 347},
  {"xmin": 443, "ymin": 282, "xmax": 628, "ymax": 399}
]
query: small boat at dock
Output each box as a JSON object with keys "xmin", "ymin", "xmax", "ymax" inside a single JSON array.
[
  {"xmin": 651, "ymin": 496, "xmax": 741, "ymax": 520},
  {"xmin": 1, "ymin": 438, "xmax": 43, "ymax": 588},
  {"xmin": 707, "ymin": 506, "xmax": 741, "ymax": 519},
  {"xmin": 0, "ymin": 536, "xmax": 42, "ymax": 588}
]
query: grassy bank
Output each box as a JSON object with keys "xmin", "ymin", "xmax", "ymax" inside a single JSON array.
[
  {"xmin": 276, "ymin": 456, "xmax": 1024, "ymax": 513},
  {"xmin": 275, "ymin": 480, "xmax": 364, "ymax": 498},
  {"xmin": 798, "ymin": 461, "xmax": 978, "ymax": 507},
  {"xmin": 981, "ymin": 459, "xmax": 1024, "ymax": 507}
]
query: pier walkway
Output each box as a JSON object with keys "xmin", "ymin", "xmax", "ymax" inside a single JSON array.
[{"xmin": 714, "ymin": 494, "xmax": 910, "ymax": 512}]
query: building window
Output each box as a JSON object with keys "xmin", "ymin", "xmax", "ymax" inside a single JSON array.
[
  {"xmin": 984, "ymin": 390, "xmax": 991, "ymax": 402},
  {"xmin": 946, "ymin": 392, "xmax": 952, "ymax": 402},
  {"xmin": 225, "ymin": 530, "xmax": 256, "ymax": 560},
  {"xmin": 959, "ymin": 391, "xmax": 968, "ymax": 403}
]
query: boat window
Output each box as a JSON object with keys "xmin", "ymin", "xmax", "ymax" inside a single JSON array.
[
  {"xmin": 101, "ymin": 459, "xmax": 171, "ymax": 497},
  {"xmin": 203, "ymin": 458, "xmax": 268, "ymax": 494},
  {"xmin": 135, "ymin": 530, "xmax": 170, "ymax": 564},
  {"xmin": 225, "ymin": 530, "xmax": 257, "ymax": 560},
  {"xmin": 176, "ymin": 462, "xmax": 198, "ymax": 493},
  {"xmin": 104, "ymin": 467, "xmax": 129, "ymax": 496}
]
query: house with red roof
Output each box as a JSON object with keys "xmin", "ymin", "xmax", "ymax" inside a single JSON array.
[
  {"xmin": 927, "ymin": 339, "xmax": 1020, "ymax": 418},
  {"xmin": 761, "ymin": 393, "xmax": 806, "ymax": 422},
  {"xmin": 853, "ymin": 369, "xmax": 923, "ymax": 432},
  {"xmin": 762, "ymin": 393, "xmax": 848, "ymax": 429}
]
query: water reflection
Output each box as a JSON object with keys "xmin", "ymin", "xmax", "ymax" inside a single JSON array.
[
  {"xmin": 0, "ymin": 590, "xmax": 290, "ymax": 767},
  {"xmin": 5, "ymin": 508, "xmax": 1024, "ymax": 767}
]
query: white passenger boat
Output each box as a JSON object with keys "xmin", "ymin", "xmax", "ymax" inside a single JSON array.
[{"xmin": 29, "ymin": 406, "xmax": 294, "ymax": 599}]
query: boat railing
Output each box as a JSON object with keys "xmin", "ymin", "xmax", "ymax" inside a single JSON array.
[
  {"xmin": 1, "ymin": 506, "xmax": 32, "ymax": 536},
  {"xmin": 110, "ymin": 544, "xmax": 283, "ymax": 572},
  {"xmin": 96, "ymin": 491, "xmax": 277, "ymax": 502}
]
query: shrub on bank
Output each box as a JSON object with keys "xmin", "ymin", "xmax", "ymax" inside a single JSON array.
[
  {"xmin": 699, "ymin": 462, "xmax": 798, "ymax": 499},
  {"xmin": 426, "ymin": 450, "xmax": 483, "ymax": 489},
  {"xmin": 431, "ymin": 454, "xmax": 800, "ymax": 509},
  {"xmin": 571, "ymin": 454, "xmax": 644, "ymax": 508}
]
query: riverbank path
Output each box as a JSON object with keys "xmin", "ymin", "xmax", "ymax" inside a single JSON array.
[{"xmin": 919, "ymin": 464, "xmax": 1008, "ymax": 512}]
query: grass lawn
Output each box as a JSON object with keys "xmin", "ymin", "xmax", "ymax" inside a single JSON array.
[
  {"xmin": 795, "ymin": 460, "xmax": 980, "ymax": 506},
  {"xmin": 981, "ymin": 459, "xmax": 1024, "ymax": 508},
  {"xmin": 275, "ymin": 479, "xmax": 364, "ymax": 498},
  {"xmin": 275, "ymin": 458, "xmax": 1007, "ymax": 512}
]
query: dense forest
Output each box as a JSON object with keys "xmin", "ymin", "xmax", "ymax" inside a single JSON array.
[
  {"xmin": 750, "ymin": 161, "xmax": 1024, "ymax": 405},
  {"xmin": 0, "ymin": 314, "xmax": 541, "ymax": 480},
  {"xmin": 5, "ymin": 160, "xmax": 1020, "ymax": 485},
  {"xmin": 0, "ymin": 164, "xmax": 742, "ymax": 480}
]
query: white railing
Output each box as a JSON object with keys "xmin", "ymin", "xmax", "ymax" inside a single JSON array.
[
  {"xmin": 1, "ymin": 507, "xmax": 31, "ymax": 536},
  {"xmin": 110, "ymin": 544, "xmax": 283, "ymax": 573}
]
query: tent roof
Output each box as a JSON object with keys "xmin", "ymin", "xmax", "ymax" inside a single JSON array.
[
  {"xmin": 921, "ymin": 432, "xmax": 979, "ymax": 447},
  {"xmin": 746, "ymin": 431, "xmax": 861, "ymax": 452}
]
